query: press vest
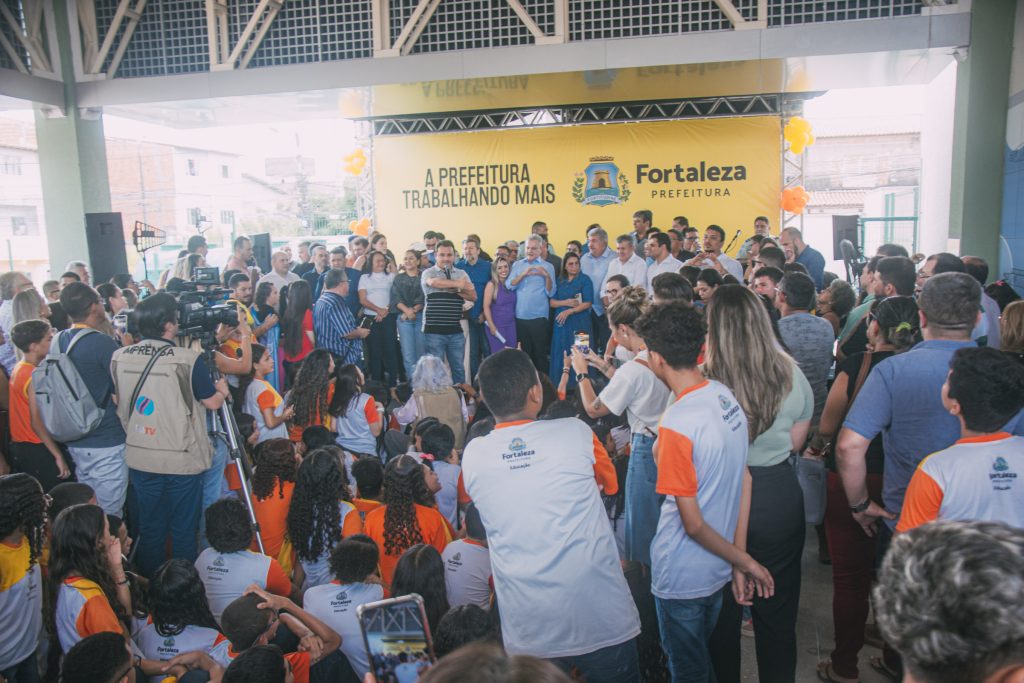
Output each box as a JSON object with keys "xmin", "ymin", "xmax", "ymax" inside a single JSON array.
[{"xmin": 111, "ymin": 339, "xmax": 212, "ymax": 475}]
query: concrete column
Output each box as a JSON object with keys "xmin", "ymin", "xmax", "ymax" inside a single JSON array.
[
  {"xmin": 34, "ymin": 0, "xmax": 111, "ymax": 278},
  {"xmin": 948, "ymin": 0, "xmax": 1016, "ymax": 271}
]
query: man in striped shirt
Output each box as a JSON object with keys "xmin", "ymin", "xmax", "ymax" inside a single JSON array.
[
  {"xmin": 313, "ymin": 268, "xmax": 369, "ymax": 367},
  {"xmin": 421, "ymin": 240, "xmax": 476, "ymax": 384}
]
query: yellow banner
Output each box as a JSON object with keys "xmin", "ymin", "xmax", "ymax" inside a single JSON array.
[{"xmin": 373, "ymin": 117, "xmax": 781, "ymax": 256}]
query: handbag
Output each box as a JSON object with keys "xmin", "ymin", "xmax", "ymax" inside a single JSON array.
[{"xmin": 797, "ymin": 352, "xmax": 873, "ymax": 525}]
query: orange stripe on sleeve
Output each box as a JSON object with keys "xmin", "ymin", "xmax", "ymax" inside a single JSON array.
[
  {"xmin": 655, "ymin": 428, "xmax": 698, "ymax": 497},
  {"xmin": 257, "ymin": 386, "xmax": 279, "ymax": 412},
  {"xmin": 896, "ymin": 466, "xmax": 944, "ymax": 533},
  {"xmin": 364, "ymin": 397, "xmax": 380, "ymax": 425},
  {"xmin": 76, "ymin": 594, "xmax": 123, "ymax": 639},
  {"xmin": 592, "ymin": 434, "xmax": 618, "ymax": 495},
  {"xmin": 457, "ymin": 471, "xmax": 472, "ymax": 505}
]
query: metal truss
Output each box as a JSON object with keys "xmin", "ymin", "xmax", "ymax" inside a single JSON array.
[
  {"xmin": 712, "ymin": 0, "xmax": 767, "ymax": 30},
  {"xmin": 781, "ymin": 97, "xmax": 806, "ymax": 233},
  {"xmin": 371, "ymin": 93, "xmax": 791, "ymax": 136},
  {"xmin": 0, "ymin": 0, "xmax": 56, "ymax": 76},
  {"xmin": 206, "ymin": 0, "xmax": 287, "ymax": 71}
]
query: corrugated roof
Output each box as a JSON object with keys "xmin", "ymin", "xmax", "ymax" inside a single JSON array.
[{"xmin": 808, "ymin": 189, "xmax": 866, "ymax": 207}]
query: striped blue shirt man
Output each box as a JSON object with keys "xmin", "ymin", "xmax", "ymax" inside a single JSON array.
[{"xmin": 314, "ymin": 284, "xmax": 362, "ymax": 366}]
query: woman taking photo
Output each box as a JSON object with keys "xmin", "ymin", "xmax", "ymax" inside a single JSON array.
[
  {"xmin": 280, "ymin": 279, "xmax": 315, "ymax": 388},
  {"xmin": 808, "ymin": 296, "xmax": 920, "ymax": 683},
  {"xmin": 286, "ymin": 349, "xmax": 335, "ymax": 443},
  {"xmin": 571, "ymin": 285, "xmax": 671, "ymax": 568},
  {"xmin": 483, "ymin": 256, "xmax": 516, "ymax": 354},
  {"xmin": 548, "ymin": 252, "xmax": 594, "ymax": 383},
  {"xmin": 286, "ymin": 449, "xmax": 363, "ymax": 590},
  {"xmin": 359, "ymin": 251, "xmax": 400, "ymax": 386},
  {"xmin": 252, "ymin": 282, "xmax": 282, "ymax": 391},
  {"xmin": 392, "ymin": 249, "xmax": 425, "ymax": 381},
  {"xmin": 363, "ymin": 454, "xmax": 450, "ymax": 588},
  {"xmin": 704, "ymin": 285, "xmax": 813, "ymax": 683}
]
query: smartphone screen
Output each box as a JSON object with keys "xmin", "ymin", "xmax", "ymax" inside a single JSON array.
[
  {"xmin": 360, "ymin": 315, "xmax": 375, "ymax": 330},
  {"xmin": 358, "ymin": 594, "xmax": 434, "ymax": 682}
]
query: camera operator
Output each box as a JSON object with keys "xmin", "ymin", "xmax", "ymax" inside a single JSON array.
[{"xmin": 110, "ymin": 292, "xmax": 231, "ymax": 578}]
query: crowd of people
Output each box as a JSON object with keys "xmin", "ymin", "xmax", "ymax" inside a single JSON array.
[{"xmin": 1, "ymin": 209, "xmax": 1023, "ymax": 683}]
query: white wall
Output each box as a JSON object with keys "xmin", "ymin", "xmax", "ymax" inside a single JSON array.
[{"xmin": 919, "ymin": 60, "xmax": 958, "ymax": 257}]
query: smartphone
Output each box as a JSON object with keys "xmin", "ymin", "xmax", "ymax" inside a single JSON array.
[
  {"xmin": 358, "ymin": 594, "xmax": 434, "ymax": 681},
  {"xmin": 359, "ymin": 315, "xmax": 375, "ymax": 330},
  {"xmin": 113, "ymin": 313, "xmax": 128, "ymax": 335},
  {"xmin": 574, "ymin": 332, "xmax": 590, "ymax": 355}
]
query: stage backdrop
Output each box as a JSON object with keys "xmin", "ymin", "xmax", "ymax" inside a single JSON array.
[{"xmin": 373, "ymin": 116, "xmax": 781, "ymax": 256}]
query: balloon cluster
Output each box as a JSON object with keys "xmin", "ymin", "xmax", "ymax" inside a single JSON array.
[
  {"xmin": 781, "ymin": 186, "xmax": 810, "ymax": 214},
  {"xmin": 343, "ymin": 149, "xmax": 367, "ymax": 176},
  {"xmin": 348, "ymin": 218, "xmax": 371, "ymax": 236},
  {"xmin": 783, "ymin": 116, "xmax": 815, "ymax": 155}
]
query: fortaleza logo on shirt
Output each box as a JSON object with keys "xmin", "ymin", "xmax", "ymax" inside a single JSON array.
[
  {"xmin": 502, "ymin": 437, "xmax": 536, "ymax": 470},
  {"xmin": 330, "ymin": 591, "xmax": 352, "ymax": 608},
  {"xmin": 573, "ymin": 156, "xmax": 631, "ymax": 206},
  {"xmin": 994, "ymin": 457, "xmax": 1010, "ymax": 472},
  {"xmin": 164, "ymin": 637, "xmax": 175, "ymax": 647},
  {"xmin": 213, "ymin": 556, "xmax": 225, "ymax": 567}
]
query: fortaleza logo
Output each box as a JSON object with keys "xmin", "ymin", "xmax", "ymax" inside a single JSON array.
[
  {"xmin": 636, "ymin": 161, "xmax": 748, "ymax": 199},
  {"xmin": 573, "ymin": 156, "xmax": 631, "ymax": 206}
]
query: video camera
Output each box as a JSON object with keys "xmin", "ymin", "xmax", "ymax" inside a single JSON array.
[{"xmin": 168, "ymin": 267, "xmax": 239, "ymax": 338}]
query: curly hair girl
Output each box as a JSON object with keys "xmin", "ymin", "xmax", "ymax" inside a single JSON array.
[
  {"xmin": 251, "ymin": 438, "xmax": 297, "ymax": 501},
  {"xmin": 0, "ymin": 473, "xmax": 47, "ymax": 566},
  {"xmin": 381, "ymin": 455, "xmax": 433, "ymax": 556},
  {"xmin": 148, "ymin": 559, "xmax": 220, "ymax": 636},
  {"xmin": 286, "ymin": 449, "xmax": 354, "ymax": 566},
  {"xmin": 287, "ymin": 349, "xmax": 335, "ymax": 433}
]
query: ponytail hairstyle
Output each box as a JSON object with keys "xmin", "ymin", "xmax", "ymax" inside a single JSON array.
[
  {"xmin": 328, "ymin": 363, "xmax": 363, "ymax": 418},
  {"xmin": 0, "ymin": 473, "xmax": 47, "ymax": 566},
  {"xmin": 286, "ymin": 448, "xmax": 350, "ymax": 563},
  {"xmin": 251, "ymin": 438, "xmax": 297, "ymax": 501},
  {"xmin": 288, "ymin": 349, "xmax": 334, "ymax": 429},
  {"xmin": 281, "ymin": 279, "xmax": 313, "ymax": 358},
  {"xmin": 381, "ymin": 455, "xmax": 432, "ymax": 556},
  {"xmin": 606, "ymin": 285, "xmax": 648, "ymax": 329},
  {"xmin": 149, "ymin": 559, "xmax": 220, "ymax": 636},
  {"xmin": 872, "ymin": 296, "xmax": 922, "ymax": 353},
  {"xmin": 234, "ymin": 343, "xmax": 268, "ymax": 406}
]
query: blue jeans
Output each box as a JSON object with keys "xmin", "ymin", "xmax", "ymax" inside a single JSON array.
[
  {"xmin": 130, "ymin": 468, "xmax": 203, "ymax": 577},
  {"xmin": 552, "ymin": 638, "xmax": 640, "ymax": 683},
  {"xmin": 656, "ymin": 589, "xmax": 724, "ymax": 683},
  {"xmin": 625, "ymin": 432, "xmax": 662, "ymax": 566},
  {"xmin": 67, "ymin": 443, "xmax": 128, "ymax": 516},
  {"xmin": 199, "ymin": 435, "xmax": 229, "ymax": 550},
  {"xmin": 397, "ymin": 312, "xmax": 424, "ymax": 380},
  {"xmin": 424, "ymin": 332, "xmax": 466, "ymax": 384},
  {"xmin": 466, "ymin": 318, "xmax": 489, "ymax": 382}
]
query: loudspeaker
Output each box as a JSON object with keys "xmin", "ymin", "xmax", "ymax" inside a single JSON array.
[
  {"xmin": 85, "ymin": 212, "xmax": 129, "ymax": 284},
  {"xmin": 252, "ymin": 232, "xmax": 272, "ymax": 275},
  {"xmin": 831, "ymin": 215, "xmax": 860, "ymax": 261}
]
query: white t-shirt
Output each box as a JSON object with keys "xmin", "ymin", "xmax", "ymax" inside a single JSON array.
[
  {"xmin": 433, "ymin": 460, "xmax": 461, "ymax": 528},
  {"xmin": 602, "ymin": 254, "xmax": 648, "ymax": 292},
  {"xmin": 258, "ymin": 270, "xmax": 301, "ymax": 292},
  {"xmin": 358, "ymin": 272, "xmax": 395, "ymax": 315},
  {"xmin": 303, "ymin": 580, "xmax": 384, "ymax": 677},
  {"xmin": 441, "ymin": 539, "xmax": 492, "ymax": 610},
  {"xmin": 693, "ymin": 253, "xmax": 744, "ymax": 281},
  {"xmin": 598, "ymin": 351, "xmax": 671, "ymax": 435},
  {"xmin": 298, "ymin": 501, "xmax": 360, "ymax": 590},
  {"xmin": 645, "ymin": 255, "xmax": 684, "ymax": 291},
  {"xmin": 135, "ymin": 622, "xmax": 227, "ymax": 682},
  {"xmin": 194, "ymin": 548, "xmax": 290, "ymax": 623},
  {"xmin": 462, "ymin": 418, "xmax": 641, "ymax": 657},
  {"xmin": 244, "ymin": 378, "xmax": 288, "ymax": 442}
]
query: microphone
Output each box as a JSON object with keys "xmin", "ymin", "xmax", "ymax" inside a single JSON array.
[{"xmin": 724, "ymin": 229, "xmax": 742, "ymax": 254}]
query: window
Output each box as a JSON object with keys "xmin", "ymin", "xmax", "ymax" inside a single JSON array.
[
  {"xmin": 187, "ymin": 207, "xmax": 202, "ymax": 226},
  {"xmin": 220, "ymin": 210, "xmax": 235, "ymax": 225},
  {"xmin": 11, "ymin": 217, "xmax": 28, "ymax": 235},
  {"xmin": 221, "ymin": 165, "xmax": 230, "ymax": 178},
  {"xmin": 187, "ymin": 158, "xmax": 198, "ymax": 176},
  {"xmin": 0, "ymin": 155, "xmax": 22, "ymax": 175}
]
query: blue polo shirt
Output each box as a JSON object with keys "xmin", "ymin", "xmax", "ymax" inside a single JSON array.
[
  {"xmin": 843, "ymin": 339, "xmax": 975, "ymax": 528},
  {"xmin": 506, "ymin": 258, "xmax": 555, "ymax": 320},
  {"xmin": 456, "ymin": 257, "xmax": 492, "ymax": 320},
  {"xmin": 580, "ymin": 248, "xmax": 616, "ymax": 315},
  {"xmin": 796, "ymin": 245, "xmax": 826, "ymax": 290}
]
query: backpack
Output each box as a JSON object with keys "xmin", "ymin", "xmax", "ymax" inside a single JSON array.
[{"xmin": 32, "ymin": 328, "xmax": 108, "ymax": 442}]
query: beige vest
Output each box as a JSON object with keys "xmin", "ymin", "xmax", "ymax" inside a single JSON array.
[
  {"xmin": 413, "ymin": 387, "xmax": 466, "ymax": 449},
  {"xmin": 111, "ymin": 339, "xmax": 213, "ymax": 475}
]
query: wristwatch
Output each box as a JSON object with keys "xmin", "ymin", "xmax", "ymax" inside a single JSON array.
[
  {"xmin": 576, "ymin": 373, "xmax": 589, "ymax": 383},
  {"xmin": 849, "ymin": 498, "xmax": 871, "ymax": 514}
]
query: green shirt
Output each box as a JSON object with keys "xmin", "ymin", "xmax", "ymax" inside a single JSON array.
[
  {"xmin": 839, "ymin": 294, "xmax": 874, "ymax": 342},
  {"xmin": 746, "ymin": 364, "xmax": 814, "ymax": 467}
]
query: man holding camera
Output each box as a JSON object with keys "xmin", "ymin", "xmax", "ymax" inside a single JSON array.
[{"xmin": 111, "ymin": 293, "xmax": 231, "ymax": 577}]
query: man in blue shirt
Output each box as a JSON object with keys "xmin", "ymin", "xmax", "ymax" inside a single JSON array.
[
  {"xmin": 579, "ymin": 226, "xmax": 615, "ymax": 354},
  {"xmin": 780, "ymin": 227, "xmax": 826, "ymax": 291},
  {"xmin": 456, "ymin": 235, "xmax": 492, "ymax": 381},
  {"xmin": 315, "ymin": 247, "xmax": 363, "ymax": 317},
  {"xmin": 507, "ymin": 234, "xmax": 555, "ymax": 374},
  {"xmin": 314, "ymin": 268, "xmax": 369, "ymax": 367}
]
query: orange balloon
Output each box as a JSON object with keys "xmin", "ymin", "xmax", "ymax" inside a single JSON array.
[
  {"xmin": 354, "ymin": 219, "xmax": 371, "ymax": 236},
  {"xmin": 348, "ymin": 220, "xmax": 358, "ymax": 231}
]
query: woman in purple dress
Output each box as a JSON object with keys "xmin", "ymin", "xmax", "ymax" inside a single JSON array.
[{"xmin": 483, "ymin": 256, "xmax": 517, "ymax": 354}]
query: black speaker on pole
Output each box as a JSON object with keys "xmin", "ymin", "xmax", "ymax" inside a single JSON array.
[
  {"xmin": 252, "ymin": 232, "xmax": 272, "ymax": 275},
  {"xmin": 85, "ymin": 212, "xmax": 129, "ymax": 284},
  {"xmin": 831, "ymin": 215, "xmax": 860, "ymax": 261}
]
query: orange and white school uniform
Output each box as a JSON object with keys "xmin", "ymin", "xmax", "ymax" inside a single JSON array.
[
  {"xmin": 134, "ymin": 618, "xmax": 228, "ymax": 683},
  {"xmin": 0, "ymin": 538, "xmax": 43, "ymax": 671},
  {"xmin": 250, "ymin": 479, "xmax": 295, "ymax": 566},
  {"xmin": 209, "ymin": 641, "xmax": 311, "ymax": 683},
  {"xmin": 363, "ymin": 504, "xmax": 451, "ymax": 588},
  {"xmin": 441, "ymin": 538, "xmax": 492, "ymax": 610},
  {"xmin": 296, "ymin": 500, "xmax": 364, "ymax": 590},
  {"xmin": 194, "ymin": 548, "xmax": 292, "ymax": 624},
  {"xmin": 897, "ymin": 432, "xmax": 1024, "ymax": 532},
  {"xmin": 8, "ymin": 360, "xmax": 63, "ymax": 492},
  {"xmin": 245, "ymin": 378, "xmax": 289, "ymax": 443},
  {"xmin": 352, "ymin": 498, "xmax": 383, "ymax": 521},
  {"xmin": 55, "ymin": 576, "xmax": 123, "ymax": 653}
]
